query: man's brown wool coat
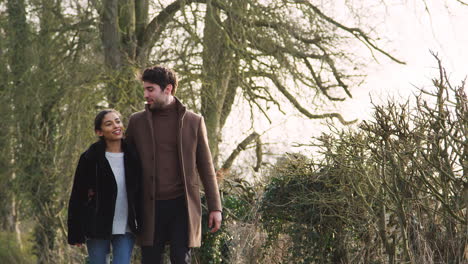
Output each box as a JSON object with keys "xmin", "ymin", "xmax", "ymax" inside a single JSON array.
[{"xmin": 125, "ymin": 98, "xmax": 222, "ymax": 247}]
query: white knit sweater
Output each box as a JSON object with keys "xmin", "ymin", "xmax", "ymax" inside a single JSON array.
[{"xmin": 105, "ymin": 152, "xmax": 130, "ymax": 234}]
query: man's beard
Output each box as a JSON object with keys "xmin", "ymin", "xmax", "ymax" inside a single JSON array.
[
  {"xmin": 149, "ymin": 96, "xmax": 172, "ymax": 110},
  {"xmin": 150, "ymin": 100, "xmax": 165, "ymax": 110}
]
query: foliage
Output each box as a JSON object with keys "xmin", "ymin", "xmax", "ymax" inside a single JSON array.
[
  {"xmin": 261, "ymin": 153, "xmax": 369, "ymax": 263},
  {"xmin": 1, "ymin": 0, "xmax": 106, "ymax": 262},
  {"xmin": 0, "ymin": 231, "xmax": 35, "ymax": 264},
  {"xmin": 193, "ymin": 178, "xmax": 258, "ymax": 263},
  {"xmin": 260, "ymin": 58, "xmax": 467, "ymax": 264}
]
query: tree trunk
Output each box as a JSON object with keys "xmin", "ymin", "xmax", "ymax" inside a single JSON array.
[
  {"xmin": 101, "ymin": 0, "xmax": 146, "ymax": 114},
  {"xmin": 4, "ymin": 0, "xmax": 30, "ymax": 249},
  {"xmin": 201, "ymin": 2, "xmax": 235, "ymax": 166}
]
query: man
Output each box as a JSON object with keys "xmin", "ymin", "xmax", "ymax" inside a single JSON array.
[{"xmin": 125, "ymin": 66, "xmax": 222, "ymax": 264}]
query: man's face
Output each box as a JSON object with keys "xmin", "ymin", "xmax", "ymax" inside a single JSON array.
[{"xmin": 143, "ymin": 81, "xmax": 170, "ymax": 109}]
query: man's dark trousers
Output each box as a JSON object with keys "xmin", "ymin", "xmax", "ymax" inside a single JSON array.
[{"xmin": 141, "ymin": 196, "xmax": 191, "ymax": 264}]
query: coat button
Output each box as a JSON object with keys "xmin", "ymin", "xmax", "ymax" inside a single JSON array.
[{"xmin": 150, "ymin": 196, "xmax": 154, "ymax": 201}]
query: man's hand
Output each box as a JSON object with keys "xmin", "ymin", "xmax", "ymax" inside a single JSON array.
[{"xmin": 208, "ymin": 211, "xmax": 222, "ymax": 233}]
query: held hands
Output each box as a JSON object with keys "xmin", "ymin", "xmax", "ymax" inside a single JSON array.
[{"xmin": 208, "ymin": 211, "xmax": 222, "ymax": 233}]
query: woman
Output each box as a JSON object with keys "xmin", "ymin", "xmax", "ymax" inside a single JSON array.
[{"xmin": 68, "ymin": 109, "xmax": 142, "ymax": 264}]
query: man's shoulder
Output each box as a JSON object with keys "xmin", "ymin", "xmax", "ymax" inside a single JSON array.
[
  {"xmin": 185, "ymin": 109, "xmax": 203, "ymax": 119},
  {"xmin": 175, "ymin": 98, "xmax": 201, "ymax": 121},
  {"xmin": 183, "ymin": 110, "xmax": 203, "ymax": 125},
  {"xmin": 129, "ymin": 110, "xmax": 146, "ymax": 120}
]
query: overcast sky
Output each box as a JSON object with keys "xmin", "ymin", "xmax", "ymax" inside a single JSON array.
[
  {"xmin": 221, "ymin": 0, "xmax": 468, "ymax": 172},
  {"xmin": 340, "ymin": 0, "xmax": 468, "ymax": 120}
]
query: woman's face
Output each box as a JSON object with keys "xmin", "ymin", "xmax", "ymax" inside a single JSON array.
[{"xmin": 95, "ymin": 112, "xmax": 124, "ymax": 141}]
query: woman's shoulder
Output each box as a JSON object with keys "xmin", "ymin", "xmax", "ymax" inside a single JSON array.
[{"xmin": 80, "ymin": 141, "xmax": 105, "ymax": 161}]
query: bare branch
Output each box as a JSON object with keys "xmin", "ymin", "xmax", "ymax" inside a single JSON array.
[
  {"xmin": 222, "ymin": 132, "xmax": 260, "ymax": 170},
  {"xmin": 303, "ymin": 58, "xmax": 347, "ymax": 101},
  {"xmin": 295, "ymin": 0, "xmax": 406, "ymax": 65},
  {"xmin": 138, "ymin": 0, "xmax": 207, "ymax": 63},
  {"xmin": 263, "ymin": 73, "xmax": 357, "ymax": 125},
  {"xmin": 253, "ymin": 136, "xmax": 262, "ymax": 172}
]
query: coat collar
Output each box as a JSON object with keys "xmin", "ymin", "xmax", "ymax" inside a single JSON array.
[
  {"xmin": 144, "ymin": 96, "xmax": 186, "ymax": 116},
  {"xmin": 144, "ymin": 96, "xmax": 187, "ymax": 128},
  {"xmin": 83, "ymin": 139, "xmax": 136, "ymax": 161},
  {"xmin": 83, "ymin": 140, "xmax": 106, "ymax": 161},
  {"xmin": 144, "ymin": 97, "xmax": 187, "ymax": 163}
]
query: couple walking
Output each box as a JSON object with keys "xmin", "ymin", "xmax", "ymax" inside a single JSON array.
[{"xmin": 67, "ymin": 66, "xmax": 222, "ymax": 264}]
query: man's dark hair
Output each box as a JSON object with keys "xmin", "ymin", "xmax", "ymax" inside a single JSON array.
[{"xmin": 141, "ymin": 66, "xmax": 178, "ymax": 95}]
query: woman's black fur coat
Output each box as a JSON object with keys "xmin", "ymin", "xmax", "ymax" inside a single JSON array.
[{"xmin": 67, "ymin": 140, "xmax": 142, "ymax": 244}]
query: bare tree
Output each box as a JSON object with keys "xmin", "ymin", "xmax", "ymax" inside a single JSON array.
[{"xmin": 95, "ymin": 0, "xmax": 404, "ymax": 168}]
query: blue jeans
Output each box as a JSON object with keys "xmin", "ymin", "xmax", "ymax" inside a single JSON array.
[{"xmin": 86, "ymin": 233, "xmax": 135, "ymax": 264}]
